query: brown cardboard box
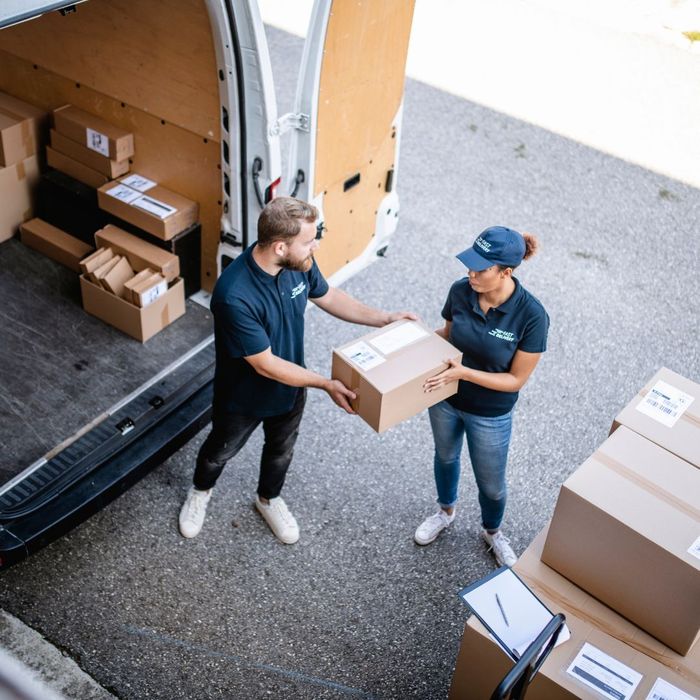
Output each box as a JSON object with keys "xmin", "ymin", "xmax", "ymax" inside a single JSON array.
[
  {"xmin": 80, "ymin": 247, "xmax": 114, "ymax": 276},
  {"xmin": 91, "ymin": 254, "xmax": 122, "ymax": 284},
  {"xmin": 450, "ymin": 529, "xmax": 700, "ymax": 699},
  {"xmin": 0, "ymin": 109, "xmax": 33, "ymax": 166},
  {"xmin": 130, "ymin": 273, "xmax": 168, "ymax": 308},
  {"xmin": 542, "ymin": 427, "xmax": 700, "ymax": 654},
  {"xmin": 0, "ymin": 92, "xmax": 47, "ymax": 159},
  {"xmin": 19, "ymin": 218, "xmax": 94, "ymax": 272},
  {"xmin": 50, "ymin": 129, "xmax": 129, "ymax": 178},
  {"xmin": 79, "ymin": 275, "xmax": 185, "ymax": 342},
  {"xmin": 46, "ymin": 145, "xmax": 110, "ymax": 189},
  {"xmin": 0, "ymin": 154, "xmax": 40, "ymax": 242},
  {"xmin": 53, "ymin": 105, "xmax": 134, "ymax": 161},
  {"xmin": 94, "ymin": 225, "xmax": 179, "ymax": 281},
  {"xmin": 99, "ymin": 255, "xmax": 134, "ymax": 297},
  {"xmin": 611, "ymin": 367, "xmax": 700, "ymax": 468},
  {"xmin": 97, "ymin": 176, "xmax": 199, "ymax": 240},
  {"xmin": 331, "ymin": 320, "xmax": 462, "ymax": 432},
  {"xmin": 123, "ymin": 268, "xmax": 155, "ymax": 303}
]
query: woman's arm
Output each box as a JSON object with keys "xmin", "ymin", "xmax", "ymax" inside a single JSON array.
[
  {"xmin": 423, "ymin": 349, "xmax": 542, "ymax": 394},
  {"xmin": 435, "ymin": 321, "xmax": 452, "ymax": 340}
]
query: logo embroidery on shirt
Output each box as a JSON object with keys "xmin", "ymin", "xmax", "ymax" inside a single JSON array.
[
  {"xmin": 290, "ymin": 281, "xmax": 306, "ymax": 299},
  {"xmin": 488, "ymin": 328, "xmax": 515, "ymax": 342}
]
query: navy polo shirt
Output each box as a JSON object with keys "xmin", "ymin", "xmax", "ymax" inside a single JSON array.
[
  {"xmin": 442, "ymin": 277, "xmax": 549, "ymax": 417},
  {"xmin": 210, "ymin": 244, "xmax": 329, "ymax": 417}
]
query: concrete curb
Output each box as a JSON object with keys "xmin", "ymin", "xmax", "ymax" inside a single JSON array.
[{"xmin": 0, "ymin": 610, "xmax": 115, "ymax": 700}]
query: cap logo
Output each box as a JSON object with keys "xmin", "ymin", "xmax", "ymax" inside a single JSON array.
[{"xmin": 475, "ymin": 236, "xmax": 491, "ymax": 252}]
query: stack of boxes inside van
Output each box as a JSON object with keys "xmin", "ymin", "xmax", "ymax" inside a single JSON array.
[
  {"xmin": 1, "ymin": 91, "xmax": 201, "ymax": 342},
  {"xmin": 450, "ymin": 367, "xmax": 700, "ymax": 699}
]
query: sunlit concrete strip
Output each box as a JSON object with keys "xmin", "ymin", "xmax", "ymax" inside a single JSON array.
[{"xmin": 258, "ymin": 0, "xmax": 700, "ymax": 189}]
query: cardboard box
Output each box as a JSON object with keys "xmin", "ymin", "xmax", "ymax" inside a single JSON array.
[
  {"xmin": 79, "ymin": 275, "xmax": 185, "ymax": 342},
  {"xmin": 130, "ymin": 273, "xmax": 167, "ymax": 308},
  {"xmin": 611, "ymin": 367, "xmax": 700, "ymax": 469},
  {"xmin": 50, "ymin": 129, "xmax": 129, "ymax": 178},
  {"xmin": 123, "ymin": 268, "xmax": 155, "ymax": 303},
  {"xmin": 53, "ymin": 105, "xmax": 134, "ymax": 161},
  {"xmin": 80, "ymin": 247, "xmax": 114, "ymax": 276},
  {"xmin": 0, "ymin": 109, "xmax": 34, "ymax": 166},
  {"xmin": 97, "ymin": 176, "xmax": 199, "ymax": 240},
  {"xmin": 19, "ymin": 218, "xmax": 94, "ymax": 272},
  {"xmin": 331, "ymin": 320, "xmax": 462, "ymax": 432},
  {"xmin": 0, "ymin": 154, "xmax": 40, "ymax": 242},
  {"xmin": 46, "ymin": 145, "xmax": 110, "ymax": 189},
  {"xmin": 91, "ymin": 254, "xmax": 122, "ymax": 284},
  {"xmin": 0, "ymin": 92, "xmax": 47, "ymax": 159},
  {"xmin": 94, "ymin": 225, "xmax": 179, "ymax": 281},
  {"xmin": 450, "ymin": 529, "xmax": 700, "ymax": 699},
  {"xmin": 542, "ymin": 426, "xmax": 700, "ymax": 654},
  {"xmin": 99, "ymin": 255, "xmax": 134, "ymax": 297}
]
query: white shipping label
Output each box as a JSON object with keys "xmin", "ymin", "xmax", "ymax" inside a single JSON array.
[
  {"xmin": 106, "ymin": 184, "xmax": 141, "ymax": 204},
  {"xmin": 86, "ymin": 127, "xmax": 110, "ymax": 157},
  {"xmin": 687, "ymin": 535, "xmax": 700, "ymax": 561},
  {"xmin": 369, "ymin": 321, "xmax": 429, "ymax": 355},
  {"xmin": 341, "ymin": 341, "xmax": 385, "ymax": 371},
  {"xmin": 132, "ymin": 195, "xmax": 177, "ymax": 219},
  {"xmin": 121, "ymin": 174, "xmax": 157, "ymax": 192},
  {"xmin": 635, "ymin": 380, "xmax": 695, "ymax": 428},
  {"xmin": 140, "ymin": 280, "xmax": 167, "ymax": 307},
  {"xmin": 646, "ymin": 677, "xmax": 698, "ymax": 700},
  {"xmin": 566, "ymin": 643, "xmax": 642, "ymax": 700}
]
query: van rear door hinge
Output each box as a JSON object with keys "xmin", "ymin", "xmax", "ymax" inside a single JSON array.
[{"xmin": 269, "ymin": 113, "xmax": 310, "ymax": 137}]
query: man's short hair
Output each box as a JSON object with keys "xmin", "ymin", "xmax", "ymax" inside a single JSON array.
[{"xmin": 257, "ymin": 197, "xmax": 318, "ymax": 247}]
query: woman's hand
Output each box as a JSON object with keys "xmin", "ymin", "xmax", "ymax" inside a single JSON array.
[{"xmin": 423, "ymin": 357, "xmax": 466, "ymax": 393}]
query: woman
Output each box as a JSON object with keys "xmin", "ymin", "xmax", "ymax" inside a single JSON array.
[{"xmin": 416, "ymin": 226, "xmax": 549, "ymax": 566}]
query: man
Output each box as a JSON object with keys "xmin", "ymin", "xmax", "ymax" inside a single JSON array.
[{"xmin": 179, "ymin": 197, "xmax": 415, "ymax": 544}]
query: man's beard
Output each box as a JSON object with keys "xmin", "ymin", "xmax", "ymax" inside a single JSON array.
[{"xmin": 279, "ymin": 253, "xmax": 313, "ymax": 272}]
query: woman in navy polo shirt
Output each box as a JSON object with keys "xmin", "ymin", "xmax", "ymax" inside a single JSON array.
[{"xmin": 415, "ymin": 226, "xmax": 549, "ymax": 567}]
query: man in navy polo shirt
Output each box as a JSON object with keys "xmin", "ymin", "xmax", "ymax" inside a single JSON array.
[{"xmin": 179, "ymin": 197, "xmax": 415, "ymax": 544}]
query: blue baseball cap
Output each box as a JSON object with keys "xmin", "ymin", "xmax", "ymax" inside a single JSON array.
[{"xmin": 456, "ymin": 226, "xmax": 525, "ymax": 271}]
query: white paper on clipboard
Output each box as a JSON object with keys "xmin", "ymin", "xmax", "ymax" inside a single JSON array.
[{"xmin": 459, "ymin": 567, "xmax": 570, "ymax": 660}]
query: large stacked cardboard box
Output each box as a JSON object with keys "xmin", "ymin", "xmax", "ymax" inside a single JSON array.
[
  {"xmin": 0, "ymin": 92, "xmax": 47, "ymax": 241},
  {"xmin": 450, "ymin": 368, "xmax": 700, "ymax": 698}
]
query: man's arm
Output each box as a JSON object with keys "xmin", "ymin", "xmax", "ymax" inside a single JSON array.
[
  {"xmin": 311, "ymin": 286, "xmax": 417, "ymax": 327},
  {"xmin": 244, "ymin": 348, "xmax": 356, "ymax": 413}
]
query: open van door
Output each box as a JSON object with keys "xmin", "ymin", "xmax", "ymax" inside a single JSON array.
[{"xmin": 287, "ymin": 0, "xmax": 415, "ymax": 285}]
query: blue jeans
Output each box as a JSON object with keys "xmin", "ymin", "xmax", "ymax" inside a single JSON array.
[{"xmin": 428, "ymin": 400, "xmax": 513, "ymax": 531}]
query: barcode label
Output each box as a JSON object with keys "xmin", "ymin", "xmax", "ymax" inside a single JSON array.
[
  {"xmin": 105, "ymin": 183, "xmax": 141, "ymax": 204},
  {"xmin": 121, "ymin": 174, "xmax": 156, "ymax": 192},
  {"xmin": 635, "ymin": 380, "xmax": 694, "ymax": 428},
  {"xmin": 140, "ymin": 280, "xmax": 167, "ymax": 307},
  {"xmin": 86, "ymin": 127, "xmax": 109, "ymax": 157},
  {"xmin": 132, "ymin": 195, "xmax": 177, "ymax": 219},
  {"xmin": 646, "ymin": 677, "xmax": 698, "ymax": 700},
  {"xmin": 566, "ymin": 643, "xmax": 642, "ymax": 700}
]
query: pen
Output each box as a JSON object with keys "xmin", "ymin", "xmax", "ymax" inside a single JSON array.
[{"xmin": 495, "ymin": 593, "xmax": 509, "ymax": 627}]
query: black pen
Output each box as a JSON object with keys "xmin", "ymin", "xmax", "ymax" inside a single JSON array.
[{"xmin": 495, "ymin": 593, "xmax": 509, "ymax": 627}]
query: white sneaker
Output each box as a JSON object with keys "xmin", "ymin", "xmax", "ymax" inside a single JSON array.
[
  {"xmin": 481, "ymin": 529, "xmax": 517, "ymax": 567},
  {"xmin": 255, "ymin": 496, "xmax": 299, "ymax": 544},
  {"xmin": 179, "ymin": 487, "xmax": 212, "ymax": 538},
  {"xmin": 414, "ymin": 509, "xmax": 456, "ymax": 545}
]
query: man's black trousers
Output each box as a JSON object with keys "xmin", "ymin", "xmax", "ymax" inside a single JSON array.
[{"xmin": 193, "ymin": 389, "xmax": 306, "ymax": 499}]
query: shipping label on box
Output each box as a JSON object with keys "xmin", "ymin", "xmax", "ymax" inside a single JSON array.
[
  {"xmin": 611, "ymin": 368, "xmax": 700, "ymax": 469},
  {"xmin": 332, "ymin": 319, "xmax": 461, "ymax": 433}
]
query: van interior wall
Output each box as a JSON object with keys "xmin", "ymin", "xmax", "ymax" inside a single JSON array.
[{"xmin": 0, "ymin": 0, "xmax": 223, "ymax": 292}]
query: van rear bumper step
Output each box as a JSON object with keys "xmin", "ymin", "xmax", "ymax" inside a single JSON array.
[{"xmin": 0, "ymin": 341, "xmax": 215, "ymax": 570}]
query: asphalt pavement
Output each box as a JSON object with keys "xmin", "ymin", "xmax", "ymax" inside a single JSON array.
[{"xmin": 1, "ymin": 11, "xmax": 699, "ymax": 700}]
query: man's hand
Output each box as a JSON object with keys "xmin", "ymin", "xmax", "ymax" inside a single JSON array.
[
  {"xmin": 324, "ymin": 379, "xmax": 357, "ymax": 414},
  {"xmin": 383, "ymin": 310, "xmax": 419, "ymax": 325},
  {"xmin": 423, "ymin": 358, "xmax": 465, "ymax": 393}
]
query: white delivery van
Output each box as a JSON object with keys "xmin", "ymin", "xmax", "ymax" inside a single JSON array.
[{"xmin": 0, "ymin": 0, "xmax": 414, "ymax": 568}]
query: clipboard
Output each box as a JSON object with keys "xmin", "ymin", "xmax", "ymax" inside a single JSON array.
[{"xmin": 459, "ymin": 566, "xmax": 570, "ymax": 662}]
